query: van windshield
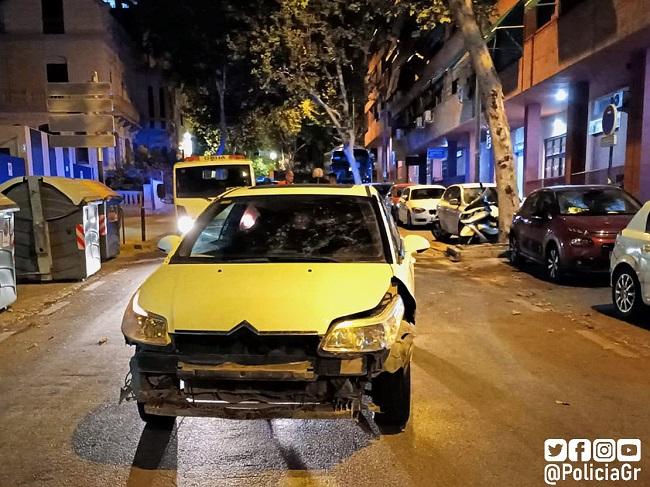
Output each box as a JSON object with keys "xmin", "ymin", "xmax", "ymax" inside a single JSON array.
[{"xmin": 176, "ymin": 164, "xmax": 252, "ymax": 198}]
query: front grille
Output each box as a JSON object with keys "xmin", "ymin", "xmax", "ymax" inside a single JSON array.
[
  {"xmin": 172, "ymin": 327, "xmax": 321, "ymax": 360},
  {"xmin": 429, "ymin": 210, "xmax": 436, "ymax": 215}
]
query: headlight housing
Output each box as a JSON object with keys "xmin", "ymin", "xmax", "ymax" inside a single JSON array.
[
  {"xmin": 412, "ymin": 207, "xmax": 426, "ymax": 213},
  {"xmin": 122, "ymin": 291, "xmax": 170, "ymax": 346},
  {"xmin": 320, "ymin": 295, "xmax": 405, "ymax": 354},
  {"xmin": 568, "ymin": 227, "xmax": 593, "ymax": 247}
]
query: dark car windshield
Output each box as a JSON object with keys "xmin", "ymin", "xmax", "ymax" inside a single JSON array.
[
  {"xmin": 557, "ymin": 188, "xmax": 640, "ymax": 216},
  {"xmin": 411, "ymin": 188, "xmax": 445, "ymax": 200},
  {"xmin": 369, "ymin": 183, "xmax": 392, "ymax": 197},
  {"xmin": 176, "ymin": 164, "xmax": 252, "ymax": 198},
  {"xmin": 465, "ymin": 187, "xmax": 498, "ymax": 205},
  {"xmin": 175, "ymin": 195, "xmax": 387, "ymax": 263}
]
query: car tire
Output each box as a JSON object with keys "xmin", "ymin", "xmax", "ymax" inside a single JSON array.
[
  {"xmin": 137, "ymin": 402, "xmax": 176, "ymax": 428},
  {"xmin": 432, "ymin": 221, "xmax": 448, "ymax": 242},
  {"xmin": 509, "ymin": 234, "xmax": 524, "ymax": 267},
  {"xmin": 545, "ymin": 244, "xmax": 563, "ymax": 283},
  {"xmin": 406, "ymin": 212, "xmax": 413, "ymax": 228},
  {"xmin": 372, "ymin": 366, "xmax": 411, "ymax": 431},
  {"xmin": 612, "ymin": 267, "xmax": 644, "ymax": 319}
]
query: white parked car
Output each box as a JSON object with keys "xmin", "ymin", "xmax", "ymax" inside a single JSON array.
[
  {"xmin": 610, "ymin": 201, "xmax": 650, "ymax": 318},
  {"xmin": 396, "ymin": 185, "xmax": 446, "ymax": 227},
  {"xmin": 434, "ymin": 183, "xmax": 496, "ymax": 240}
]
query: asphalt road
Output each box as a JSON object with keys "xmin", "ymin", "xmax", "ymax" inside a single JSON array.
[{"xmin": 0, "ymin": 229, "xmax": 649, "ymax": 486}]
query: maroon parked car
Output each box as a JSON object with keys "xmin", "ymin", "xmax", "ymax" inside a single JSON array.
[{"xmin": 509, "ymin": 185, "xmax": 641, "ymax": 281}]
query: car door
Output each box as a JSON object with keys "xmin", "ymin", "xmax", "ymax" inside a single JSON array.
[
  {"xmin": 439, "ymin": 186, "xmax": 460, "ymax": 233},
  {"xmin": 398, "ymin": 188, "xmax": 410, "ymax": 222},
  {"xmin": 528, "ymin": 190, "xmax": 555, "ymax": 261},
  {"xmin": 515, "ymin": 192, "xmax": 538, "ymax": 258},
  {"xmin": 446, "ymin": 186, "xmax": 463, "ymax": 235},
  {"xmin": 641, "ymin": 210, "xmax": 650, "ymax": 301}
]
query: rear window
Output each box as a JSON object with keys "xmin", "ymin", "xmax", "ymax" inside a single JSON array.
[
  {"xmin": 176, "ymin": 195, "xmax": 387, "ymax": 263},
  {"xmin": 556, "ymin": 188, "xmax": 640, "ymax": 216},
  {"xmin": 411, "ymin": 188, "xmax": 445, "ymax": 200}
]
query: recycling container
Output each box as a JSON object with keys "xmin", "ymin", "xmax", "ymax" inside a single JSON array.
[
  {"xmin": 0, "ymin": 194, "xmax": 19, "ymax": 308},
  {"xmin": 0, "ymin": 176, "xmax": 103, "ymax": 282},
  {"xmin": 79, "ymin": 180, "xmax": 123, "ymax": 261}
]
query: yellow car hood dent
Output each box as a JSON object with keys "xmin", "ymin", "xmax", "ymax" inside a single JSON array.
[{"xmin": 138, "ymin": 263, "xmax": 394, "ymax": 334}]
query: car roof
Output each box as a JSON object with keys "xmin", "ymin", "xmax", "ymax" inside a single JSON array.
[
  {"xmin": 544, "ymin": 184, "xmax": 622, "ymax": 192},
  {"xmin": 174, "ymin": 157, "xmax": 253, "ymax": 169},
  {"xmin": 408, "ymin": 184, "xmax": 446, "ymax": 190},
  {"xmin": 449, "ymin": 182, "xmax": 496, "ymax": 189},
  {"xmin": 224, "ymin": 184, "xmax": 374, "ymax": 198},
  {"xmin": 390, "ymin": 183, "xmax": 415, "ymax": 188}
]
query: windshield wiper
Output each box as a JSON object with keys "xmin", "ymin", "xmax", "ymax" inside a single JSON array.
[{"xmin": 266, "ymin": 253, "xmax": 340, "ymax": 263}]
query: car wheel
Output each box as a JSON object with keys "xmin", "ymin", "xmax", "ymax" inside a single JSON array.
[
  {"xmin": 509, "ymin": 234, "xmax": 524, "ymax": 267},
  {"xmin": 612, "ymin": 268, "xmax": 644, "ymax": 319},
  {"xmin": 137, "ymin": 402, "xmax": 176, "ymax": 427},
  {"xmin": 432, "ymin": 221, "xmax": 446, "ymax": 242},
  {"xmin": 406, "ymin": 212, "xmax": 413, "ymax": 228},
  {"xmin": 545, "ymin": 244, "xmax": 563, "ymax": 283},
  {"xmin": 372, "ymin": 366, "xmax": 411, "ymax": 431}
]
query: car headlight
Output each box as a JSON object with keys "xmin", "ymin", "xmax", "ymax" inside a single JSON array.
[
  {"xmin": 122, "ymin": 291, "xmax": 170, "ymax": 346},
  {"xmin": 177, "ymin": 215, "xmax": 194, "ymax": 234},
  {"xmin": 320, "ymin": 295, "xmax": 405, "ymax": 353},
  {"xmin": 412, "ymin": 207, "xmax": 426, "ymax": 213}
]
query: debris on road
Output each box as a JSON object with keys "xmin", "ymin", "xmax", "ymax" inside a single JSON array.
[
  {"xmin": 27, "ymin": 343, "xmax": 38, "ymax": 350},
  {"xmin": 97, "ymin": 337, "xmax": 108, "ymax": 346},
  {"xmin": 555, "ymin": 400, "xmax": 571, "ymax": 406},
  {"xmin": 512, "ymin": 310, "xmax": 522, "ymax": 316}
]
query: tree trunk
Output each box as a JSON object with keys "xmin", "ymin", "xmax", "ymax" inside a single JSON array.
[
  {"xmin": 216, "ymin": 69, "xmax": 227, "ymax": 155},
  {"xmin": 343, "ymin": 132, "xmax": 362, "ymax": 184},
  {"xmin": 448, "ymin": 0, "xmax": 520, "ymax": 242}
]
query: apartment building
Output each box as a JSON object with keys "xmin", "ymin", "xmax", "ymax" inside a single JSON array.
[
  {"xmin": 366, "ymin": 0, "xmax": 650, "ymax": 202},
  {"xmin": 0, "ymin": 0, "xmax": 184, "ymax": 182}
]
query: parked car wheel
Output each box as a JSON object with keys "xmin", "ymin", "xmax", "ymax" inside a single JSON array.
[
  {"xmin": 509, "ymin": 234, "xmax": 524, "ymax": 267},
  {"xmin": 137, "ymin": 402, "xmax": 176, "ymax": 427},
  {"xmin": 372, "ymin": 366, "xmax": 411, "ymax": 431},
  {"xmin": 612, "ymin": 267, "xmax": 644, "ymax": 319},
  {"xmin": 406, "ymin": 212, "xmax": 413, "ymax": 227},
  {"xmin": 545, "ymin": 244, "xmax": 563, "ymax": 283},
  {"xmin": 431, "ymin": 221, "xmax": 448, "ymax": 242}
]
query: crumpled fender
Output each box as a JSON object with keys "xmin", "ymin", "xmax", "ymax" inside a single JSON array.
[{"xmin": 384, "ymin": 320, "xmax": 415, "ymax": 373}]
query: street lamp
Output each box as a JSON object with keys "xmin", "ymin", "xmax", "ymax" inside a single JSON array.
[
  {"xmin": 269, "ymin": 151, "xmax": 278, "ymax": 161},
  {"xmin": 182, "ymin": 132, "xmax": 193, "ymax": 157}
]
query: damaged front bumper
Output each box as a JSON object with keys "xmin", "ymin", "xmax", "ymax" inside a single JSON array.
[{"xmin": 128, "ymin": 327, "xmax": 412, "ymax": 420}]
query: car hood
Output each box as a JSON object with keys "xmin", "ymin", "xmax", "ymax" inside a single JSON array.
[
  {"xmin": 176, "ymin": 198, "xmax": 214, "ymax": 220},
  {"xmin": 561, "ymin": 214, "xmax": 633, "ymax": 235},
  {"xmin": 408, "ymin": 199, "xmax": 440, "ymax": 210},
  {"xmin": 137, "ymin": 263, "xmax": 394, "ymax": 334}
]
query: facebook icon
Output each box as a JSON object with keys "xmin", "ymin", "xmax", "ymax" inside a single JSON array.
[{"xmin": 568, "ymin": 439, "xmax": 592, "ymax": 462}]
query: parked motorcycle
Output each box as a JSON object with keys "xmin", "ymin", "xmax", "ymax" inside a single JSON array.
[{"xmin": 458, "ymin": 188, "xmax": 499, "ymax": 244}]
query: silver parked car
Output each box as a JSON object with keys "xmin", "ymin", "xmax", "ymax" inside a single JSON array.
[{"xmin": 610, "ymin": 201, "xmax": 650, "ymax": 318}]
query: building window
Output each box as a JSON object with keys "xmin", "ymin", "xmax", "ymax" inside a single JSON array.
[
  {"xmin": 544, "ymin": 135, "xmax": 566, "ymax": 179},
  {"xmin": 536, "ymin": 1, "xmax": 556, "ymax": 29},
  {"xmin": 46, "ymin": 63, "xmax": 68, "ymax": 82},
  {"xmin": 159, "ymin": 87, "xmax": 166, "ymax": 119},
  {"xmin": 41, "ymin": 0, "xmax": 65, "ymax": 34},
  {"xmin": 75, "ymin": 147, "xmax": 89, "ymax": 163},
  {"xmin": 147, "ymin": 86, "xmax": 155, "ymax": 118},
  {"xmin": 451, "ymin": 79, "xmax": 458, "ymax": 95}
]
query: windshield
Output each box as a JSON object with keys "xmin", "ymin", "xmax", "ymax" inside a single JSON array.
[
  {"xmin": 175, "ymin": 195, "xmax": 387, "ymax": 263},
  {"xmin": 557, "ymin": 188, "xmax": 640, "ymax": 216},
  {"xmin": 176, "ymin": 164, "xmax": 252, "ymax": 199},
  {"xmin": 411, "ymin": 188, "xmax": 444, "ymax": 200},
  {"xmin": 465, "ymin": 187, "xmax": 497, "ymax": 204},
  {"xmin": 370, "ymin": 183, "xmax": 392, "ymax": 197}
]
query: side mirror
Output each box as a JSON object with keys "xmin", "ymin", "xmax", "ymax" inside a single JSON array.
[
  {"xmin": 157, "ymin": 234, "xmax": 182, "ymax": 254},
  {"xmin": 403, "ymin": 234, "xmax": 430, "ymax": 255},
  {"xmin": 449, "ymin": 198, "xmax": 460, "ymax": 207},
  {"xmin": 156, "ymin": 184, "xmax": 166, "ymax": 199}
]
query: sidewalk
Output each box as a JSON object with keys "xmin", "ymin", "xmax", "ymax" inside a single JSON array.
[{"xmin": 0, "ymin": 209, "xmax": 175, "ymax": 339}]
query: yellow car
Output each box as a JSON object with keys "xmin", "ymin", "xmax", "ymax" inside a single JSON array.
[{"xmin": 122, "ymin": 184, "xmax": 429, "ymax": 430}]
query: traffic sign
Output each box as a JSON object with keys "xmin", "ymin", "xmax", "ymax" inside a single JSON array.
[
  {"xmin": 427, "ymin": 147, "xmax": 447, "ymax": 159},
  {"xmin": 600, "ymin": 134, "xmax": 617, "ymax": 147},
  {"xmin": 49, "ymin": 134, "xmax": 116, "ymax": 148},
  {"xmin": 49, "ymin": 114, "xmax": 115, "ymax": 133},
  {"xmin": 47, "ymin": 97, "xmax": 113, "ymax": 113},
  {"xmin": 47, "ymin": 82, "xmax": 111, "ymax": 97},
  {"xmin": 602, "ymin": 104, "xmax": 618, "ymax": 135}
]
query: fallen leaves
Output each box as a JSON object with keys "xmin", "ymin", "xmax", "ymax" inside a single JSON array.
[{"xmin": 97, "ymin": 337, "xmax": 108, "ymax": 346}]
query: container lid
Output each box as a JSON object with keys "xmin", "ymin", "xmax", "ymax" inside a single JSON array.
[
  {"xmin": 0, "ymin": 193, "xmax": 19, "ymax": 212},
  {"xmin": 0, "ymin": 176, "xmax": 121, "ymax": 205}
]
